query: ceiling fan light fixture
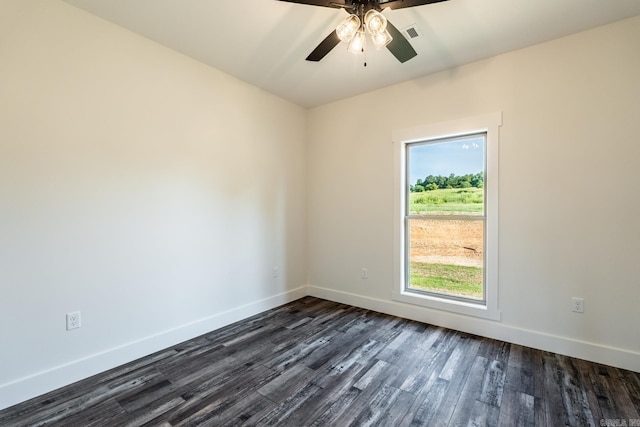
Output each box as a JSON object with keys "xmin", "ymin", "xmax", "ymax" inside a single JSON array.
[
  {"xmin": 347, "ymin": 29, "xmax": 366, "ymax": 54},
  {"xmin": 364, "ymin": 9, "xmax": 387, "ymax": 35},
  {"xmin": 371, "ymin": 29, "xmax": 393, "ymax": 49},
  {"xmin": 291, "ymin": 0, "xmax": 426, "ymax": 64},
  {"xmin": 336, "ymin": 14, "xmax": 361, "ymax": 42}
]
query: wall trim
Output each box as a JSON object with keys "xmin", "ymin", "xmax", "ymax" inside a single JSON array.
[
  {"xmin": 5, "ymin": 283, "xmax": 637, "ymax": 411},
  {"xmin": 0, "ymin": 285, "xmax": 309, "ymax": 411},
  {"xmin": 308, "ymin": 285, "xmax": 640, "ymax": 373}
]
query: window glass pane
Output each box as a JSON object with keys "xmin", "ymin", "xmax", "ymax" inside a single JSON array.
[
  {"xmin": 407, "ymin": 218, "xmax": 484, "ymax": 300},
  {"xmin": 405, "ymin": 134, "xmax": 486, "ymax": 302},
  {"xmin": 407, "ymin": 136, "xmax": 485, "ymax": 216}
]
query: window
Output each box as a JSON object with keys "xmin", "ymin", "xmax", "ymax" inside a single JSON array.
[
  {"xmin": 406, "ymin": 134, "xmax": 486, "ymax": 302},
  {"xmin": 393, "ymin": 113, "xmax": 501, "ymax": 320}
]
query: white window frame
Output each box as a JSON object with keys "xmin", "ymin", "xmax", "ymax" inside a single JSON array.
[{"xmin": 392, "ymin": 113, "xmax": 502, "ymax": 320}]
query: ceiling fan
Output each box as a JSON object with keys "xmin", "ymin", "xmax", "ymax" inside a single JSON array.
[{"xmin": 276, "ymin": 0, "xmax": 448, "ymax": 63}]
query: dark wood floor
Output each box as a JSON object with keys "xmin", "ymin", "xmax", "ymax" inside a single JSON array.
[{"xmin": 1, "ymin": 297, "xmax": 639, "ymax": 426}]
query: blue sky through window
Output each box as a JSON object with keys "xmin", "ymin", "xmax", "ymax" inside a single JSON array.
[{"xmin": 409, "ymin": 135, "xmax": 485, "ymax": 185}]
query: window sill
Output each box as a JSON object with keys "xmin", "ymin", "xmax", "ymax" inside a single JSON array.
[{"xmin": 392, "ymin": 289, "xmax": 501, "ymax": 321}]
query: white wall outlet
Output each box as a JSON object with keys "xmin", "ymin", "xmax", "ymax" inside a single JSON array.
[
  {"xmin": 361, "ymin": 268, "xmax": 368, "ymax": 279},
  {"xmin": 572, "ymin": 297, "xmax": 584, "ymax": 313},
  {"xmin": 273, "ymin": 266, "xmax": 279, "ymax": 278},
  {"xmin": 66, "ymin": 311, "xmax": 81, "ymax": 330}
]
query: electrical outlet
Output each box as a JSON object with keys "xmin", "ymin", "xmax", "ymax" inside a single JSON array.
[
  {"xmin": 572, "ymin": 297, "xmax": 584, "ymax": 313},
  {"xmin": 273, "ymin": 267, "xmax": 279, "ymax": 278},
  {"xmin": 66, "ymin": 311, "xmax": 81, "ymax": 330},
  {"xmin": 361, "ymin": 268, "xmax": 368, "ymax": 279}
]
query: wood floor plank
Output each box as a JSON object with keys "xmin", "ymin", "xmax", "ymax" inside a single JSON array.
[
  {"xmin": 400, "ymin": 372, "xmax": 450, "ymax": 426},
  {"xmin": 47, "ymin": 398, "xmax": 125, "ymax": 427},
  {"xmin": 374, "ymin": 388, "xmax": 416, "ymax": 427},
  {"xmin": 410, "ymin": 333, "xmax": 482, "ymax": 425},
  {"xmin": 528, "ymin": 346, "xmax": 547, "ymax": 426},
  {"xmin": 392, "ymin": 325, "xmax": 443, "ymax": 390},
  {"xmin": 479, "ymin": 358, "xmax": 507, "ymax": 407},
  {"xmin": 257, "ymin": 364, "xmax": 316, "ymax": 403},
  {"xmin": 397, "ymin": 328, "xmax": 447, "ymax": 394},
  {"xmin": 265, "ymin": 330, "xmax": 340, "ymax": 372},
  {"xmin": 116, "ymin": 378, "xmax": 174, "ymax": 413},
  {"xmin": 575, "ymin": 358, "xmax": 606, "ymax": 422},
  {"xmin": 447, "ymin": 356, "xmax": 490, "ymax": 426},
  {"xmin": 122, "ymin": 396, "xmax": 186, "ymax": 427},
  {"xmin": 2, "ymin": 366, "xmax": 163, "ymax": 427},
  {"xmin": 466, "ymin": 399, "xmax": 501, "ymax": 427},
  {"xmin": 596, "ymin": 365, "xmax": 640, "ymax": 422},
  {"xmin": 503, "ymin": 344, "xmax": 535, "ymax": 398},
  {"xmin": 217, "ymin": 392, "xmax": 276, "ymax": 427},
  {"xmin": 376, "ymin": 326, "xmax": 422, "ymax": 364},
  {"xmin": 253, "ymin": 382, "xmax": 323, "ymax": 426},
  {"xmin": 477, "ymin": 337, "xmax": 511, "ymax": 366},
  {"xmin": 301, "ymin": 318, "xmax": 373, "ymax": 371},
  {"xmin": 542, "ymin": 351, "xmax": 571, "ymax": 426},
  {"xmin": 313, "ymin": 371, "xmax": 389, "ymax": 426},
  {"xmin": 620, "ymin": 368, "xmax": 640, "ymax": 415},
  {"xmin": 312, "ymin": 338, "xmax": 383, "ymax": 389},
  {"xmin": 1, "ymin": 296, "xmax": 639, "ymax": 427},
  {"xmin": 166, "ymin": 362, "xmax": 278, "ymax": 426},
  {"xmin": 556, "ymin": 354, "xmax": 598, "ymax": 426},
  {"xmin": 348, "ymin": 383, "xmax": 403, "ymax": 427},
  {"xmin": 353, "ymin": 359, "xmax": 393, "ymax": 391},
  {"xmin": 296, "ymin": 362, "xmax": 368, "ymax": 425},
  {"xmin": 497, "ymin": 389, "xmax": 535, "ymax": 427}
]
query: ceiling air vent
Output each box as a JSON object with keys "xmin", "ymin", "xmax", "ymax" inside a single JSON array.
[{"xmin": 402, "ymin": 25, "xmax": 422, "ymax": 39}]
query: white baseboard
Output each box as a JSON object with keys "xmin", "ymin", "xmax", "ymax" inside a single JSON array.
[
  {"xmin": 308, "ymin": 285, "xmax": 640, "ymax": 373},
  {"xmin": 0, "ymin": 286, "xmax": 309, "ymax": 411},
  {"xmin": 4, "ymin": 284, "xmax": 636, "ymax": 411}
]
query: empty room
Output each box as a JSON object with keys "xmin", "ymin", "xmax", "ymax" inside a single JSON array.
[{"xmin": 1, "ymin": 0, "xmax": 639, "ymax": 425}]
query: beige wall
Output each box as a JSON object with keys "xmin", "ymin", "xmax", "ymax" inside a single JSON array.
[
  {"xmin": 307, "ymin": 15, "xmax": 640, "ymax": 371},
  {"xmin": 0, "ymin": 0, "xmax": 307, "ymax": 408}
]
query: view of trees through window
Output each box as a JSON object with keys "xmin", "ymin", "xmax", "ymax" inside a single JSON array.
[{"xmin": 406, "ymin": 134, "xmax": 486, "ymax": 301}]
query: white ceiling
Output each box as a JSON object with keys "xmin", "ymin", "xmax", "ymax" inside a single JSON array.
[{"xmin": 62, "ymin": 0, "xmax": 640, "ymax": 108}]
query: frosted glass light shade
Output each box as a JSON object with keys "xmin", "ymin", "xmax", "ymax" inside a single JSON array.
[
  {"xmin": 336, "ymin": 15, "xmax": 361, "ymax": 42},
  {"xmin": 372, "ymin": 29, "xmax": 393, "ymax": 49},
  {"xmin": 347, "ymin": 30, "xmax": 366, "ymax": 54},
  {"xmin": 364, "ymin": 10, "xmax": 387, "ymax": 35}
]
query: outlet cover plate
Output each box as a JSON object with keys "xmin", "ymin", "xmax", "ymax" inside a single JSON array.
[
  {"xmin": 572, "ymin": 297, "xmax": 584, "ymax": 313},
  {"xmin": 66, "ymin": 311, "xmax": 81, "ymax": 330}
]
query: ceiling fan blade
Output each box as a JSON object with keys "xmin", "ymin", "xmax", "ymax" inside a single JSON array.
[
  {"xmin": 306, "ymin": 30, "xmax": 341, "ymax": 61},
  {"xmin": 378, "ymin": 0, "xmax": 448, "ymax": 10},
  {"xmin": 385, "ymin": 20, "xmax": 417, "ymax": 63},
  {"xmin": 276, "ymin": 0, "xmax": 347, "ymax": 8}
]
